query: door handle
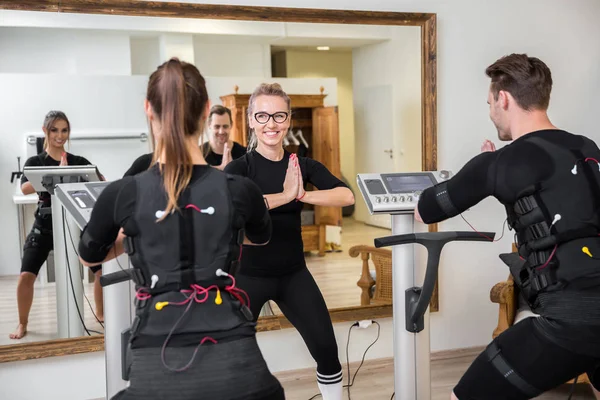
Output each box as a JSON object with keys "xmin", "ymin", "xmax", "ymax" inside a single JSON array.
[{"xmin": 384, "ymin": 149, "xmax": 393, "ymax": 159}]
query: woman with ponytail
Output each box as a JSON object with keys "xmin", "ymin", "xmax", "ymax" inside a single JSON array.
[{"xmin": 77, "ymin": 59, "xmax": 284, "ymax": 400}]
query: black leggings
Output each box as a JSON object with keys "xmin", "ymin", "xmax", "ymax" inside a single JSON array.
[
  {"xmin": 236, "ymin": 267, "xmax": 342, "ymax": 376},
  {"xmin": 454, "ymin": 317, "xmax": 600, "ymax": 399},
  {"xmin": 21, "ymin": 223, "xmax": 102, "ymax": 276}
]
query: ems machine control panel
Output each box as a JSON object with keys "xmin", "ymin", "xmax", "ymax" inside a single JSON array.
[
  {"xmin": 357, "ymin": 171, "xmax": 452, "ymax": 215},
  {"xmin": 55, "ymin": 182, "xmax": 111, "ymax": 229}
]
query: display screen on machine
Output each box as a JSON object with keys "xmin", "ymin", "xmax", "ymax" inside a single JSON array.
[{"xmin": 381, "ymin": 174, "xmax": 435, "ymax": 193}]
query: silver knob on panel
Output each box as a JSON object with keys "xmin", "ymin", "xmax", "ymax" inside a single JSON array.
[
  {"xmin": 407, "ymin": 195, "xmax": 413, "ymax": 202},
  {"xmin": 375, "ymin": 197, "xmax": 381, "ymax": 203},
  {"xmin": 383, "ymin": 196, "xmax": 389, "ymax": 203},
  {"xmin": 391, "ymin": 196, "xmax": 397, "ymax": 202},
  {"xmin": 399, "ymin": 196, "xmax": 405, "ymax": 202}
]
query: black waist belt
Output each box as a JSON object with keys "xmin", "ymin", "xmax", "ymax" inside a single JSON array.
[
  {"xmin": 130, "ymin": 324, "xmax": 256, "ymax": 349},
  {"xmin": 33, "ymin": 220, "xmax": 53, "ymax": 235},
  {"xmin": 537, "ymin": 292, "xmax": 600, "ymax": 324},
  {"xmin": 486, "ymin": 341, "xmax": 542, "ymax": 398}
]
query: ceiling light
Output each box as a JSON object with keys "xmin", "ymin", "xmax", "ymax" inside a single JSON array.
[{"xmin": 317, "ymin": 46, "xmax": 330, "ymax": 51}]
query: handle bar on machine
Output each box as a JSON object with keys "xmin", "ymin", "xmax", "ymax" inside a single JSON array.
[{"xmin": 374, "ymin": 231, "xmax": 496, "ymax": 333}]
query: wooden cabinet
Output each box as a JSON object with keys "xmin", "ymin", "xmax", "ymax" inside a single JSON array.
[{"xmin": 220, "ymin": 86, "xmax": 342, "ymax": 256}]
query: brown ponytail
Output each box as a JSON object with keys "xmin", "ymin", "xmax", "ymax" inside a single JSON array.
[{"xmin": 146, "ymin": 58, "xmax": 209, "ymax": 219}]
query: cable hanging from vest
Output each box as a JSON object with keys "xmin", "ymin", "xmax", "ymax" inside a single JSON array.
[
  {"xmin": 135, "ymin": 269, "xmax": 249, "ymax": 310},
  {"xmin": 132, "ymin": 268, "xmax": 251, "ymax": 372},
  {"xmin": 571, "ymin": 157, "xmax": 600, "ymax": 175},
  {"xmin": 459, "ymin": 214, "xmax": 507, "ymax": 242}
]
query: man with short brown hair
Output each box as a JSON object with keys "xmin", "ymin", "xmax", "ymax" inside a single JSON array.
[{"xmin": 415, "ymin": 54, "xmax": 600, "ymax": 399}]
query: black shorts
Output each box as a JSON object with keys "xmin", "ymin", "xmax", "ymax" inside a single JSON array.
[
  {"xmin": 454, "ymin": 317, "xmax": 600, "ymax": 399},
  {"xmin": 112, "ymin": 336, "xmax": 284, "ymax": 400},
  {"xmin": 21, "ymin": 225, "xmax": 102, "ymax": 276}
]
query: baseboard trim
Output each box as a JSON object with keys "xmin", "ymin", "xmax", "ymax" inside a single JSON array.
[{"xmin": 431, "ymin": 345, "xmax": 485, "ymax": 361}]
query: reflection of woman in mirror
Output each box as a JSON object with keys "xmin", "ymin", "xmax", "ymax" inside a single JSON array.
[
  {"xmin": 225, "ymin": 83, "xmax": 355, "ymax": 400},
  {"xmin": 123, "ymin": 105, "xmax": 245, "ymax": 177},
  {"xmin": 78, "ymin": 59, "xmax": 284, "ymax": 400},
  {"xmin": 201, "ymin": 105, "xmax": 246, "ymax": 170},
  {"xmin": 10, "ymin": 111, "xmax": 105, "ymax": 340}
]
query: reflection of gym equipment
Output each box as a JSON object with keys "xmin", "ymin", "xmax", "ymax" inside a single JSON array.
[
  {"xmin": 23, "ymin": 165, "xmax": 101, "ymax": 338},
  {"xmin": 357, "ymin": 171, "xmax": 495, "ymax": 399},
  {"xmin": 38, "ymin": 177, "xmax": 134, "ymax": 400}
]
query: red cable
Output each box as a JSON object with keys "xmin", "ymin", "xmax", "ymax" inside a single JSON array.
[
  {"xmin": 535, "ymin": 245, "xmax": 558, "ymax": 270},
  {"xmin": 136, "ymin": 288, "xmax": 152, "ymax": 301},
  {"xmin": 185, "ymin": 204, "xmax": 202, "ymax": 213},
  {"xmin": 460, "ymin": 214, "xmax": 505, "ymax": 242}
]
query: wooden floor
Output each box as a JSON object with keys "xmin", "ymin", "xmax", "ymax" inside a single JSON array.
[
  {"xmin": 0, "ymin": 275, "xmax": 104, "ymax": 346},
  {"xmin": 0, "ymin": 217, "xmax": 389, "ymax": 345},
  {"xmin": 90, "ymin": 354, "xmax": 597, "ymax": 400},
  {"xmin": 274, "ymin": 355, "xmax": 597, "ymax": 400}
]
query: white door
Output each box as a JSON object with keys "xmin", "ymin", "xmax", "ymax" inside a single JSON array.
[{"xmin": 355, "ymin": 84, "xmax": 396, "ymax": 229}]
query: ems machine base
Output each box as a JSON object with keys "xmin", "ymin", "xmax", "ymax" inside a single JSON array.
[
  {"xmin": 22, "ymin": 165, "xmax": 134, "ymax": 400},
  {"xmin": 357, "ymin": 171, "xmax": 495, "ymax": 399}
]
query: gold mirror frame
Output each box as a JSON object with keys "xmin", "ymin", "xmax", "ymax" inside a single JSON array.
[{"xmin": 0, "ymin": 0, "xmax": 437, "ymax": 363}]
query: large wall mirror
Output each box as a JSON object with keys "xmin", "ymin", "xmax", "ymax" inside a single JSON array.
[{"xmin": 0, "ymin": 2, "xmax": 437, "ymax": 362}]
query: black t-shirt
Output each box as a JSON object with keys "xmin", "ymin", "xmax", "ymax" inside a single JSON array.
[
  {"xmin": 122, "ymin": 142, "xmax": 246, "ymax": 177},
  {"xmin": 79, "ymin": 165, "xmax": 271, "ymax": 264},
  {"xmin": 224, "ymin": 150, "xmax": 348, "ymax": 277},
  {"xmin": 201, "ymin": 141, "xmax": 247, "ymax": 166},
  {"xmin": 22, "ymin": 151, "xmax": 94, "ymax": 228},
  {"xmin": 123, "ymin": 153, "xmax": 154, "ymax": 177},
  {"xmin": 418, "ymin": 129, "xmax": 600, "ymax": 356}
]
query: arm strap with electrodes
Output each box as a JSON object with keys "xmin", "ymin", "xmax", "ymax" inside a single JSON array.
[{"xmin": 434, "ymin": 182, "xmax": 459, "ymax": 218}]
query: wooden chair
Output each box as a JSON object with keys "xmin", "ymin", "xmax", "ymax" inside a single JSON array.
[
  {"xmin": 490, "ymin": 244, "xmax": 590, "ymax": 386},
  {"xmin": 349, "ymin": 245, "xmax": 393, "ymax": 305}
]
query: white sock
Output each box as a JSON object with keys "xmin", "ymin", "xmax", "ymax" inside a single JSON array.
[{"xmin": 317, "ymin": 370, "xmax": 343, "ymax": 400}]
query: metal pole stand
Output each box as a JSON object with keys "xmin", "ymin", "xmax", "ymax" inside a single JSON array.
[
  {"xmin": 376, "ymin": 230, "xmax": 496, "ymax": 400},
  {"xmin": 103, "ymin": 254, "xmax": 135, "ymax": 399},
  {"xmin": 390, "ymin": 214, "xmax": 430, "ymax": 399},
  {"xmin": 52, "ymin": 196, "xmax": 84, "ymax": 338}
]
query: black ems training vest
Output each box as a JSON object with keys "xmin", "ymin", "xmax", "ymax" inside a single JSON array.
[
  {"xmin": 124, "ymin": 168, "xmax": 254, "ymax": 348},
  {"xmin": 501, "ymin": 136, "xmax": 600, "ymax": 322}
]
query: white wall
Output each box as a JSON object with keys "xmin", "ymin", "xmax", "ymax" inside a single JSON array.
[
  {"xmin": 1, "ymin": 0, "xmax": 600, "ymax": 396},
  {"xmin": 0, "ymin": 28, "xmax": 132, "ymax": 75},
  {"xmin": 194, "ymin": 40, "xmax": 272, "ymax": 78},
  {"xmin": 0, "ymin": 319, "xmax": 393, "ymax": 400},
  {"xmin": 129, "ymin": 34, "xmax": 272, "ymax": 77},
  {"xmin": 130, "ymin": 37, "xmax": 161, "ymax": 75},
  {"xmin": 353, "ymin": 26, "xmax": 422, "ymax": 227}
]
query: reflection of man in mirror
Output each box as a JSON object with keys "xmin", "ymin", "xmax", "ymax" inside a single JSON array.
[
  {"xmin": 123, "ymin": 105, "xmax": 246, "ymax": 177},
  {"xmin": 201, "ymin": 105, "xmax": 246, "ymax": 170}
]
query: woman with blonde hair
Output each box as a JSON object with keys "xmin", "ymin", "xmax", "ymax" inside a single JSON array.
[{"xmin": 225, "ymin": 83, "xmax": 355, "ymax": 400}]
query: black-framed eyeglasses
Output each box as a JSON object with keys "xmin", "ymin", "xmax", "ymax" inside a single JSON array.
[{"xmin": 254, "ymin": 112, "xmax": 289, "ymax": 124}]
